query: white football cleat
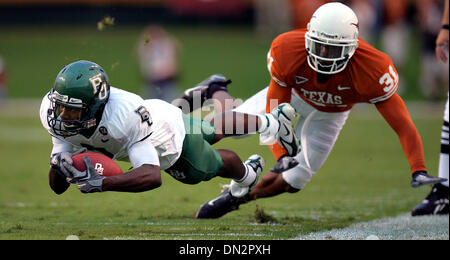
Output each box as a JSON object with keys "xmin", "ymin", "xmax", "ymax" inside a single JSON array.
[
  {"xmin": 271, "ymin": 103, "xmax": 300, "ymax": 157},
  {"xmin": 230, "ymin": 154, "xmax": 265, "ymax": 198}
]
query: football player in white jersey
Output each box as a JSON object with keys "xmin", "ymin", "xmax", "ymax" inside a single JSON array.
[{"xmin": 40, "ymin": 60, "xmax": 299, "ymax": 198}]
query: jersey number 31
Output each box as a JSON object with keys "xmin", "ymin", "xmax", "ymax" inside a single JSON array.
[{"xmin": 379, "ymin": 65, "xmax": 399, "ymax": 93}]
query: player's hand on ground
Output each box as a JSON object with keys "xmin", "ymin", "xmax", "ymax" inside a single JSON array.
[
  {"xmin": 50, "ymin": 148, "xmax": 87, "ymax": 179},
  {"xmin": 411, "ymin": 171, "xmax": 448, "ymax": 188},
  {"xmin": 62, "ymin": 155, "xmax": 104, "ymax": 193},
  {"xmin": 271, "ymin": 155, "xmax": 299, "ymax": 174}
]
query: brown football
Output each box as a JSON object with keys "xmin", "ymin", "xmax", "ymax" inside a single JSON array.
[{"xmin": 71, "ymin": 152, "xmax": 123, "ymax": 177}]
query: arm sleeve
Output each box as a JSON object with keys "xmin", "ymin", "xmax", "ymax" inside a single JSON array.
[
  {"xmin": 375, "ymin": 93, "xmax": 427, "ymax": 173},
  {"xmin": 128, "ymin": 139, "xmax": 160, "ymax": 169},
  {"xmin": 50, "ymin": 136, "xmax": 74, "ymax": 156},
  {"xmin": 122, "ymin": 105, "xmax": 159, "ymax": 169}
]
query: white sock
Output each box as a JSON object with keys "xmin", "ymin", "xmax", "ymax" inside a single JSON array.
[
  {"xmin": 257, "ymin": 114, "xmax": 279, "ymax": 145},
  {"xmin": 257, "ymin": 114, "xmax": 270, "ymax": 133},
  {"xmin": 439, "ymin": 115, "xmax": 448, "ymax": 187},
  {"xmin": 438, "ymin": 153, "xmax": 449, "ymax": 187},
  {"xmin": 234, "ymin": 164, "xmax": 257, "ymax": 187}
]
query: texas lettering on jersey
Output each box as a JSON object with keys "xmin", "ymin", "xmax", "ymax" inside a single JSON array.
[
  {"xmin": 297, "ymin": 88, "xmax": 343, "ymax": 106},
  {"xmin": 266, "ymin": 29, "xmax": 399, "ymax": 113}
]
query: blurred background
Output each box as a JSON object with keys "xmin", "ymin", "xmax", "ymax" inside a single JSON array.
[{"xmin": 0, "ymin": 0, "xmax": 448, "ymax": 103}]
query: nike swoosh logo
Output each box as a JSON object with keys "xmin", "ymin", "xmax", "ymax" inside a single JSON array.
[
  {"xmin": 281, "ymin": 124, "xmax": 292, "ymax": 143},
  {"xmin": 295, "ymin": 76, "xmax": 308, "ymax": 84},
  {"xmin": 184, "ymin": 87, "xmax": 204, "ymax": 96},
  {"xmin": 337, "ymin": 85, "xmax": 351, "ymax": 91},
  {"xmin": 247, "ymin": 162, "xmax": 262, "ymax": 174},
  {"xmin": 279, "ymin": 124, "xmax": 299, "ymax": 156},
  {"xmin": 208, "ymin": 196, "xmax": 222, "ymax": 206},
  {"xmin": 279, "ymin": 136, "xmax": 294, "ymax": 156},
  {"xmin": 101, "ymin": 138, "xmax": 109, "ymax": 143}
]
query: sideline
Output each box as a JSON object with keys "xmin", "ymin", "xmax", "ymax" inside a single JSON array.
[{"xmin": 293, "ymin": 213, "xmax": 449, "ymax": 240}]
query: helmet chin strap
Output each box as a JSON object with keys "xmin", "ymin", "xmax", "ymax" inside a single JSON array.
[
  {"xmin": 79, "ymin": 102, "xmax": 107, "ymax": 139},
  {"xmin": 83, "ymin": 118, "xmax": 96, "ymax": 129}
]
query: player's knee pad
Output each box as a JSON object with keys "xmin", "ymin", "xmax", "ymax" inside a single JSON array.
[{"xmin": 282, "ymin": 164, "xmax": 314, "ymax": 190}]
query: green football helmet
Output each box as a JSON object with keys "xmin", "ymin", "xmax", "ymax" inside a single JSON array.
[{"xmin": 47, "ymin": 60, "xmax": 110, "ymax": 137}]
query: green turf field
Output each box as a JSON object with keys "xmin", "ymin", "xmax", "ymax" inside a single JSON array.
[
  {"xmin": 0, "ymin": 100, "xmax": 444, "ymax": 239},
  {"xmin": 0, "ymin": 25, "xmax": 447, "ymax": 240}
]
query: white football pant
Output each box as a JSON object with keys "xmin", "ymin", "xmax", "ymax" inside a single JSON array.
[
  {"xmin": 439, "ymin": 93, "xmax": 449, "ymax": 187},
  {"xmin": 233, "ymin": 87, "xmax": 350, "ymax": 189}
]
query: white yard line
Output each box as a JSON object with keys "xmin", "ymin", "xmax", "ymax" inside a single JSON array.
[{"xmin": 293, "ymin": 213, "xmax": 449, "ymax": 240}]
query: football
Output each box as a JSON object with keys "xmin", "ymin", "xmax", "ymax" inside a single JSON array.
[{"xmin": 71, "ymin": 152, "xmax": 123, "ymax": 177}]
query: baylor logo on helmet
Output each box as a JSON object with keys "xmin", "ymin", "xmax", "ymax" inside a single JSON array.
[{"xmin": 89, "ymin": 73, "xmax": 108, "ymax": 100}]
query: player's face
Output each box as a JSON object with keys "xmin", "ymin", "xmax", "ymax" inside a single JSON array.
[
  {"xmin": 307, "ymin": 39, "xmax": 354, "ymax": 74},
  {"xmin": 58, "ymin": 105, "xmax": 82, "ymax": 128},
  {"xmin": 310, "ymin": 41, "xmax": 344, "ymax": 68},
  {"xmin": 313, "ymin": 42, "xmax": 343, "ymax": 59}
]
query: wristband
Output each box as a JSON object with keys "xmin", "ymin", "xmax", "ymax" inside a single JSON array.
[{"xmin": 443, "ymin": 24, "xmax": 449, "ymax": 30}]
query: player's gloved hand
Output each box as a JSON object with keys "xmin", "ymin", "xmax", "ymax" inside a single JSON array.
[
  {"xmin": 50, "ymin": 148, "xmax": 87, "ymax": 179},
  {"xmin": 411, "ymin": 171, "xmax": 447, "ymax": 188},
  {"xmin": 271, "ymin": 155, "xmax": 299, "ymax": 174},
  {"xmin": 62, "ymin": 156, "xmax": 104, "ymax": 193}
]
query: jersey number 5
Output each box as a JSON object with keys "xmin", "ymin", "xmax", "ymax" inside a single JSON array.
[{"xmin": 379, "ymin": 65, "xmax": 399, "ymax": 93}]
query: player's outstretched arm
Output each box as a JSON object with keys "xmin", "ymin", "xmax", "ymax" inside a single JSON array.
[
  {"xmin": 60, "ymin": 156, "xmax": 162, "ymax": 193},
  {"xmin": 376, "ymin": 95, "xmax": 446, "ymax": 187},
  {"xmin": 375, "ymin": 93, "xmax": 427, "ymax": 174},
  {"xmin": 374, "ymin": 89, "xmax": 446, "ymax": 187},
  {"xmin": 101, "ymin": 164, "xmax": 162, "ymax": 192}
]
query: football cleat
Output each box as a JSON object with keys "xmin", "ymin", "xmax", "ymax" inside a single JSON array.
[
  {"xmin": 195, "ymin": 185, "xmax": 250, "ymax": 219},
  {"xmin": 271, "ymin": 155, "xmax": 299, "ymax": 174},
  {"xmin": 271, "ymin": 103, "xmax": 300, "ymax": 157},
  {"xmin": 411, "ymin": 171, "xmax": 447, "ymax": 188},
  {"xmin": 173, "ymin": 74, "xmax": 231, "ymax": 113},
  {"xmin": 411, "ymin": 183, "xmax": 449, "ymax": 216},
  {"xmin": 230, "ymin": 154, "xmax": 265, "ymax": 198}
]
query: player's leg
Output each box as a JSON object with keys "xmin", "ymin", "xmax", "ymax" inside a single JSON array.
[
  {"xmin": 209, "ymin": 103, "xmax": 300, "ymax": 158},
  {"xmin": 166, "ymin": 114, "xmax": 264, "ymax": 194},
  {"xmin": 207, "ymin": 86, "xmax": 269, "ymax": 141},
  {"xmin": 246, "ymin": 108, "xmax": 350, "ymax": 197},
  {"xmin": 172, "ymin": 73, "xmax": 269, "ymax": 118},
  {"xmin": 216, "ymin": 151, "xmax": 265, "ymax": 198},
  {"xmin": 412, "ymin": 95, "xmax": 449, "ymax": 216},
  {"xmin": 172, "ymin": 74, "xmax": 233, "ymax": 113},
  {"xmin": 196, "ymin": 103, "xmax": 350, "ymax": 218}
]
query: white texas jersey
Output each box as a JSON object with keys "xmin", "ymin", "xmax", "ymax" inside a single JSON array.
[{"xmin": 39, "ymin": 87, "xmax": 186, "ymax": 170}]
